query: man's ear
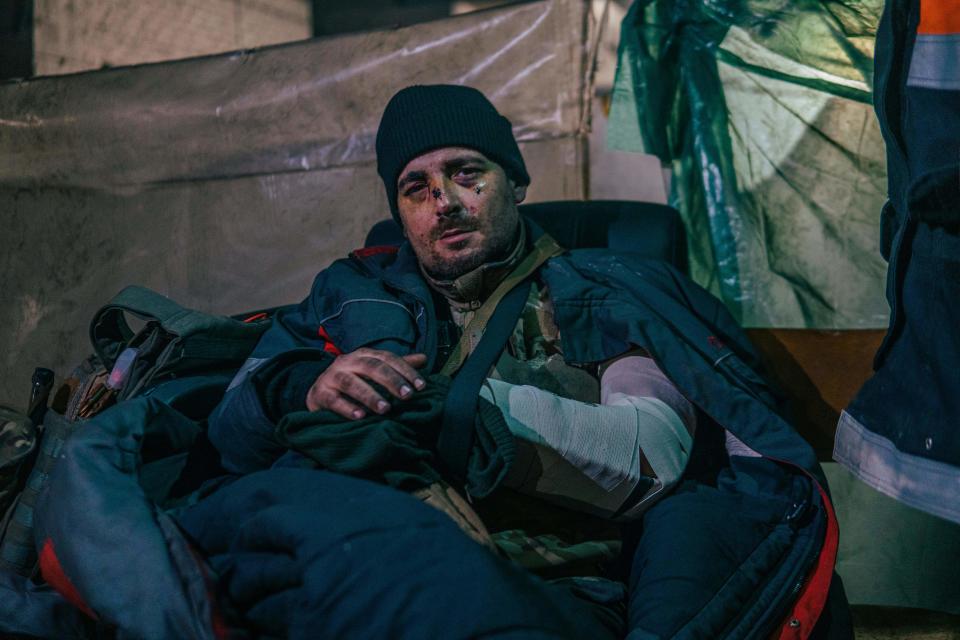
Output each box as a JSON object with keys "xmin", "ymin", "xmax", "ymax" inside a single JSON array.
[{"xmin": 513, "ymin": 183, "xmax": 528, "ymax": 204}]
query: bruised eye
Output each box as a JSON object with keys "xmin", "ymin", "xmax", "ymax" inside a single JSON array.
[
  {"xmin": 402, "ymin": 182, "xmax": 426, "ymax": 197},
  {"xmin": 454, "ymin": 167, "xmax": 482, "ymax": 182}
]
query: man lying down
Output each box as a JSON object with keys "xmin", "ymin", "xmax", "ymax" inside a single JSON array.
[{"xmin": 27, "ymin": 86, "xmax": 848, "ymax": 639}]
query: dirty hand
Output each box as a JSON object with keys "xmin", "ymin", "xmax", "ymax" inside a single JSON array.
[{"xmin": 306, "ymin": 348, "xmax": 427, "ymax": 419}]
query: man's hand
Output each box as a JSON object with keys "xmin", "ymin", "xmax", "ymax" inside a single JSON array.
[{"xmin": 306, "ymin": 349, "xmax": 427, "ymax": 419}]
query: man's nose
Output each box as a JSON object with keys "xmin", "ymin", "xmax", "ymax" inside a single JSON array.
[{"xmin": 431, "ymin": 179, "xmax": 461, "ymax": 216}]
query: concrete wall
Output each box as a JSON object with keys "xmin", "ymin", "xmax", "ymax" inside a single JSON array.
[{"xmin": 33, "ymin": 0, "xmax": 310, "ymax": 76}]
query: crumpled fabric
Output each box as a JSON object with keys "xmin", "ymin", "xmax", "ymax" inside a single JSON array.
[
  {"xmin": 174, "ymin": 468, "xmax": 620, "ymax": 640},
  {"xmin": 0, "ymin": 568, "xmax": 96, "ymax": 639},
  {"xmin": 274, "ymin": 374, "xmax": 514, "ymax": 498}
]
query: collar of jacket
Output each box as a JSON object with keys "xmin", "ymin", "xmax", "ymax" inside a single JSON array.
[{"xmin": 420, "ymin": 221, "xmax": 528, "ymax": 310}]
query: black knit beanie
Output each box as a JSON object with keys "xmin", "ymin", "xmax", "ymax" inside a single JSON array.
[{"xmin": 376, "ymin": 85, "xmax": 530, "ymax": 224}]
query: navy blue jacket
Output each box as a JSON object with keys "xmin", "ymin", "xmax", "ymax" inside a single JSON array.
[
  {"xmin": 208, "ymin": 220, "xmax": 843, "ymax": 638},
  {"xmin": 835, "ymin": 0, "xmax": 960, "ymax": 524}
]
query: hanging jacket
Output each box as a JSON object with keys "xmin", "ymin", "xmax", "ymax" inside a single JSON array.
[{"xmin": 835, "ymin": 0, "xmax": 960, "ymax": 524}]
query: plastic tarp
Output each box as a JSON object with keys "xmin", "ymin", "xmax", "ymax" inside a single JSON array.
[
  {"xmin": 0, "ymin": 0, "xmax": 589, "ymax": 407},
  {"xmin": 608, "ymin": 0, "xmax": 890, "ymax": 328}
]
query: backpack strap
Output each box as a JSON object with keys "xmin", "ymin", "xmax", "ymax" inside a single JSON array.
[
  {"xmin": 439, "ymin": 233, "xmax": 564, "ymax": 377},
  {"xmin": 437, "ymin": 233, "xmax": 564, "ymax": 484},
  {"xmin": 89, "ymin": 286, "xmax": 266, "ymax": 370}
]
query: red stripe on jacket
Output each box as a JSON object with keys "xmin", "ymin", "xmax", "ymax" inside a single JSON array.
[
  {"xmin": 39, "ymin": 537, "xmax": 98, "ymax": 620},
  {"xmin": 352, "ymin": 245, "xmax": 399, "ymax": 258},
  {"xmin": 318, "ymin": 325, "xmax": 342, "ymax": 356},
  {"xmin": 773, "ymin": 479, "xmax": 839, "ymax": 640}
]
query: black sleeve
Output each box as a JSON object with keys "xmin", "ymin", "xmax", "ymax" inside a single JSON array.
[{"xmin": 253, "ymin": 354, "xmax": 333, "ymax": 422}]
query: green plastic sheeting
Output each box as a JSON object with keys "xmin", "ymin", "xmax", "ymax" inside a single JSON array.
[{"xmin": 609, "ymin": 0, "xmax": 890, "ymax": 328}]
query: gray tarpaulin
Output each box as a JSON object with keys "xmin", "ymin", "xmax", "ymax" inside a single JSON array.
[{"xmin": 0, "ymin": 0, "xmax": 589, "ymax": 407}]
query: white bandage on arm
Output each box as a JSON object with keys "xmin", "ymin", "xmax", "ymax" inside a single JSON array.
[
  {"xmin": 600, "ymin": 355, "xmax": 697, "ymax": 434},
  {"xmin": 600, "ymin": 355, "xmax": 696, "ymax": 517},
  {"xmin": 479, "ymin": 355, "xmax": 696, "ymax": 520}
]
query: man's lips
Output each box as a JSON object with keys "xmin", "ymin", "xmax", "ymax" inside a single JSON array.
[{"xmin": 439, "ymin": 228, "xmax": 475, "ymax": 242}]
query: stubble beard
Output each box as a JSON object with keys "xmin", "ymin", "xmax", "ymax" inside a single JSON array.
[{"xmin": 421, "ymin": 214, "xmax": 518, "ymax": 281}]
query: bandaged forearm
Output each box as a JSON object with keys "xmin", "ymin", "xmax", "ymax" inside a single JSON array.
[{"xmin": 480, "ymin": 356, "xmax": 695, "ymax": 520}]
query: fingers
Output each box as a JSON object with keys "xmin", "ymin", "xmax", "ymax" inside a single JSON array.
[
  {"xmin": 341, "ymin": 350, "xmax": 426, "ymax": 395},
  {"xmin": 307, "ymin": 350, "xmax": 428, "ymax": 419},
  {"xmin": 307, "ymin": 372, "xmax": 382, "ymax": 419},
  {"xmin": 356, "ymin": 355, "xmax": 417, "ymax": 400},
  {"xmin": 369, "ymin": 350, "xmax": 427, "ymax": 393},
  {"xmin": 308, "ymin": 387, "xmax": 366, "ymax": 420},
  {"xmin": 335, "ymin": 367, "xmax": 393, "ymax": 414},
  {"xmin": 399, "ymin": 354, "xmax": 428, "ymax": 390}
]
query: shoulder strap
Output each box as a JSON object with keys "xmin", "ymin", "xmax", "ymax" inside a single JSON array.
[
  {"xmin": 439, "ymin": 233, "xmax": 564, "ymax": 376},
  {"xmin": 437, "ymin": 232, "xmax": 564, "ymax": 483},
  {"xmin": 437, "ymin": 281, "xmax": 530, "ymax": 484},
  {"xmin": 89, "ymin": 286, "xmax": 266, "ymax": 369}
]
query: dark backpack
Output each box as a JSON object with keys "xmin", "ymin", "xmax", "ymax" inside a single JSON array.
[{"xmin": 0, "ymin": 285, "xmax": 270, "ymax": 577}]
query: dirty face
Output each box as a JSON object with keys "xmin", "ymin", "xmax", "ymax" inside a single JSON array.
[{"xmin": 396, "ymin": 147, "xmax": 526, "ymax": 280}]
